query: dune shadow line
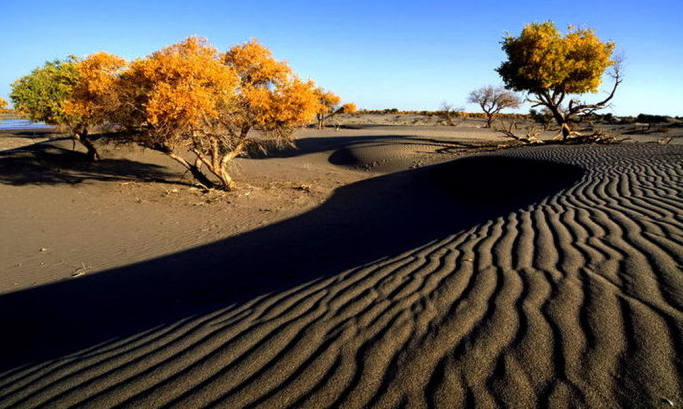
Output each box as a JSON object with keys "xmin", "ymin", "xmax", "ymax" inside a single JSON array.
[
  {"xmin": 248, "ymin": 134, "xmax": 494, "ymax": 159},
  {"xmin": 0, "ymin": 152, "xmax": 584, "ymax": 370}
]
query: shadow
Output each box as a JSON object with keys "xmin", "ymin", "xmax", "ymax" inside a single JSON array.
[
  {"xmin": 0, "ymin": 142, "xmax": 184, "ymax": 186},
  {"xmin": 0, "ymin": 129, "xmax": 59, "ymax": 139},
  {"xmin": 0, "ymin": 153, "xmax": 585, "ymax": 371},
  {"xmin": 249, "ymin": 134, "xmax": 497, "ymax": 159}
]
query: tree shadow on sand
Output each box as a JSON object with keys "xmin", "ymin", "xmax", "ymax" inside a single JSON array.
[
  {"xmin": 0, "ymin": 140, "xmax": 184, "ymax": 186},
  {"xmin": 0, "ymin": 152, "xmax": 584, "ymax": 370}
]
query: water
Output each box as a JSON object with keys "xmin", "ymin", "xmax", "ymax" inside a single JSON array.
[{"xmin": 0, "ymin": 118, "xmax": 54, "ymax": 130}]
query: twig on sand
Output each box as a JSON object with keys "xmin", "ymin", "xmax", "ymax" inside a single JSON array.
[{"xmin": 72, "ymin": 262, "xmax": 88, "ymax": 278}]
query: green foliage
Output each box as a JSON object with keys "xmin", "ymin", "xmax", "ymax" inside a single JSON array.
[{"xmin": 10, "ymin": 59, "xmax": 80, "ymax": 126}]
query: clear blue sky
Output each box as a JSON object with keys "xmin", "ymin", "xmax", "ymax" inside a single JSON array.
[{"xmin": 2, "ymin": 0, "xmax": 682, "ymax": 116}]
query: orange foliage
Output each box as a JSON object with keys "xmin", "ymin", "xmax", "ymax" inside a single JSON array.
[
  {"xmin": 222, "ymin": 39, "xmax": 319, "ymax": 138},
  {"xmin": 114, "ymin": 37, "xmax": 319, "ymax": 190},
  {"xmin": 314, "ymin": 88, "xmax": 341, "ymax": 115},
  {"xmin": 0, "ymin": 97, "xmax": 7, "ymax": 110},
  {"xmin": 119, "ymin": 36, "xmax": 238, "ymax": 151},
  {"xmin": 314, "ymin": 88, "xmax": 343, "ymax": 128},
  {"xmin": 339, "ymin": 103, "xmax": 357, "ymax": 114},
  {"xmin": 15, "ymin": 36, "xmax": 330, "ymax": 188},
  {"xmin": 498, "ymin": 22, "xmax": 619, "ymax": 139},
  {"xmin": 63, "ymin": 52, "xmax": 127, "ymax": 130}
]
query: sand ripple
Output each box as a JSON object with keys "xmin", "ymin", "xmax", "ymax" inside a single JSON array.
[{"xmin": 1, "ymin": 144, "xmax": 681, "ymax": 408}]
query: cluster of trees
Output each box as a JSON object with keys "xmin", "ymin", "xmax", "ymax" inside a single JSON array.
[
  {"xmin": 8, "ymin": 21, "xmax": 623, "ymax": 190},
  {"xmin": 10, "ymin": 37, "xmax": 352, "ymax": 190}
]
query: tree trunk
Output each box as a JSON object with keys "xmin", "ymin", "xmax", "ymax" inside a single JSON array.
[
  {"xmin": 166, "ymin": 151, "xmax": 214, "ymax": 189},
  {"xmin": 560, "ymin": 122, "xmax": 572, "ymax": 140},
  {"xmin": 485, "ymin": 114, "xmax": 493, "ymax": 128},
  {"xmin": 214, "ymin": 140, "xmax": 246, "ymax": 191},
  {"xmin": 74, "ymin": 130, "xmax": 100, "ymax": 161},
  {"xmin": 547, "ymin": 106, "xmax": 572, "ymax": 141},
  {"xmin": 217, "ymin": 167, "xmax": 236, "ymax": 191},
  {"xmin": 188, "ymin": 162, "xmax": 214, "ymax": 189}
]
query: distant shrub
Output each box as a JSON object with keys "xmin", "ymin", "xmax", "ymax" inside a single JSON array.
[
  {"xmin": 314, "ymin": 89, "xmax": 354, "ymax": 128},
  {"xmin": 339, "ymin": 103, "xmax": 357, "ymax": 114},
  {"xmin": 636, "ymin": 114, "xmax": 670, "ymax": 124},
  {"xmin": 438, "ymin": 103, "xmax": 464, "ymax": 126},
  {"xmin": 529, "ymin": 109, "xmax": 553, "ymax": 129}
]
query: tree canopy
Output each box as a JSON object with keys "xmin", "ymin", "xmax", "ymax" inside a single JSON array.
[
  {"xmin": 339, "ymin": 103, "xmax": 357, "ymax": 114},
  {"xmin": 497, "ymin": 22, "xmax": 615, "ymax": 95},
  {"xmin": 114, "ymin": 37, "xmax": 323, "ymax": 190},
  {"xmin": 63, "ymin": 52, "xmax": 127, "ymax": 129},
  {"xmin": 497, "ymin": 21, "xmax": 620, "ymax": 140},
  {"xmin": 116, "ymin": 36, "xmax": 240, "ymax": 188},
  {"xmin": 222, "ymin": 39, "xmax": 320, "ymax": 141},
  {"xmin": 10, "ymin": 59, "xmax": 79, "ymax": 126},
  {"xmin": 9, "ymin": 57, "xmax": 112, "ymax": 159},
  {"xmin": 314, "ymin": 88, "xmax": 342, "ymax": 129}
]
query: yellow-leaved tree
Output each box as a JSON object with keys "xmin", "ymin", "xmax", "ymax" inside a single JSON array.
[
  {"xmin": 220, "ymin": 39, "xmax": 320, "ymax": 164},
  {"xmin": 0, "ymin": 96, "xmax": 7, "ymax": 110},
  {"xmin": 339, "ymin": 103, "xmax": 357, "ymax": 114},
  {"xmin": 497, "ymin": 22, "xmax": 620, "ymax": 140},
  {"xmin": 115, "ymin": 37, "xmax": 319, "ymax": 190},
  {"xmin": 314, "ymin": 88, "xmax": 342, "ymax": 129},
  {"xmin": 116, "ymin": 36, "xmax": 239, "ymax": 189},
  {"xmin": 63, "ymin": 52, "xmax": 127, "ymax": 160}
]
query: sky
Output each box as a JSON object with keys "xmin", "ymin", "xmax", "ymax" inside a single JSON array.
[{"xmin": 2, "ymin": 0, "xmax": 682, "ymax": 116}]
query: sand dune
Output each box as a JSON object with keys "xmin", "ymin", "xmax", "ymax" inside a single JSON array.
[{"xmin": 0, "ymin": 144, "xmax": 681, "ymax": 408}]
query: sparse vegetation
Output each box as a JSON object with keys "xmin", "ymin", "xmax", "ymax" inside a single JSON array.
[
  {"xmin": 636, "ymin": 113, "xmax": 670, "ymax": 130},
  {"xmin": 467, "ymin": 86, "xmax": 521, "ymax": 127},
  {"xmin": 438, "ymin": 103, "xmax": 464, "ymax": 126},
  {"xmin": 528, "ymin": 108, "xmax": 553, "ymax": 130},
  {"xmin": 313, "ymin": 89, "xmax": 355, "ymax": 129}
]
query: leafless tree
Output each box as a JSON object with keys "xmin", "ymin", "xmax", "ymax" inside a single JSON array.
[{"xmin": 468, "ymin": 86, "xmax": 521, "ymax": 128}]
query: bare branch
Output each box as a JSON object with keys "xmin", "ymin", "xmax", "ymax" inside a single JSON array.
[{"xmin": 568, "ymin": 57, "xmax": 623, "ymax": 115}]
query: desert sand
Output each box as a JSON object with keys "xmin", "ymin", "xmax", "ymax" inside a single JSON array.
[{"xmin": 0, "ymin": 117, "xmax": 681, "ymax": 408}]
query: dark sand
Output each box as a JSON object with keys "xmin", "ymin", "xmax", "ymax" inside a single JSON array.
[{"xmin": 0, "ymin": 120, "xmax": 681, "ymax": 408}]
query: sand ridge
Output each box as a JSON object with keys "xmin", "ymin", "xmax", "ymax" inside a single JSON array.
[{"xmin": 0, "ymin": 144, "xmax": 681, "ymax": 408}]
